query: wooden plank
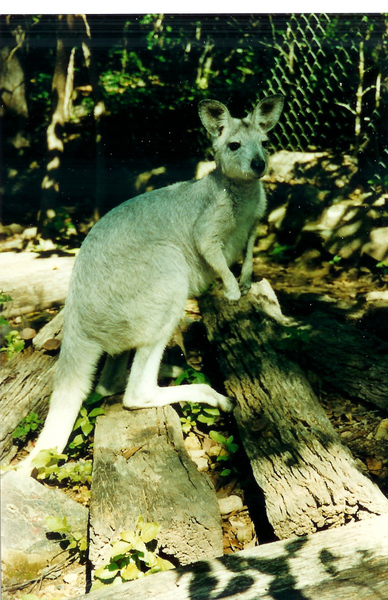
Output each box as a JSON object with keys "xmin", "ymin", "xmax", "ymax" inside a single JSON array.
[
  {"xmin": 200, "ymin": 280, "xmax": 388, "ymax": 539},
  {"xmin": 73, "ymin": 514, "xmax": 388, "ymax": 600},
  {"xmin": 88, "ymin": 403, "xmax": 223, "ymax": 571}
]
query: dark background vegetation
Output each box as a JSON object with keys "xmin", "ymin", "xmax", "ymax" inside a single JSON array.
[{"xmin": 1, "ymin": 13, "xmax": 387, "ymax": 239}]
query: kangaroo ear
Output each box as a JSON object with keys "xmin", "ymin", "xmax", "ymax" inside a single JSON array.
[
  {"xmin": 199, "ymin": 100, "xmax": 231, "ymax": 136},
  {"xmin": 252, "ymin": 95, "xmax": 284, "ymax": 132}
]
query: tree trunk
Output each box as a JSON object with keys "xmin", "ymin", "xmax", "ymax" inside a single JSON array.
[
  {"xmin": 89, "ymin": 403, "xmax": 223, "ymax": 572},
  {"xmin": 80, "ymin": 15, "xmax": 106, "ymax": 221},
  {"xmin": 39, "ymin": 15, "xmax": 75, "ymax": 232},
  {"xmin": 0, "ymin": 16, "xmax": 30, "ymax": 150},
  {"xmin": 200, "ymin": 280, "xmax": 388, "ymax": 539},
  {"xmin": 72, "ymin": 514, "xmax": 388, "ymax": 600}
]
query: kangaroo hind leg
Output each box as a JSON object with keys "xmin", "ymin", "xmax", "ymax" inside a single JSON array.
[
  {"xmin": 123, "ymin": 336, "xmax": 234, "ymax": 412},
  {"xmin": 18, "ymin": 338, "xmax": 102, "ymax": 472}
]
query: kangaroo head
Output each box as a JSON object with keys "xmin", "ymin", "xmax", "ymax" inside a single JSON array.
[{"xmin": 199, "ymin": 95, "xmax": 284, "ymax": 181}]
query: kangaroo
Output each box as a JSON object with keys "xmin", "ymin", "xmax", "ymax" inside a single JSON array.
[{"xmin": 19, "ymin": 94, "xmax": 284, "ymax": 473}]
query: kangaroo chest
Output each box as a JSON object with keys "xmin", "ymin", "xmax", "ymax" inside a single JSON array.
[{"xmin": 223, "ymin": 184, "xmax": 264, "ymax": 264}]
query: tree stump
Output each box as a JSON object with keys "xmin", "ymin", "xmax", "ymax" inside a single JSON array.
[
  {"xmin": 88, "ymin": 402, "xmax": 223, "ymax": 572},
  {"xmin": 200, "ymin": 280, "xmax": 388, "ymax": 539}
]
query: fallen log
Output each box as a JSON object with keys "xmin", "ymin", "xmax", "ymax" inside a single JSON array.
[
  {"xmin": 0, "ymin": 251, "xmax": 74, "ymax": 316},
  {"xmin": 200, "ymin": 280, "xmax": 388, "ymax": 539},
  {"xmin": 88, "ymin": 402, "xmax": 223, "ymax": 572},
  {"xmin": 73, "ymin": 513, "xmax": 388, "ymax": 600},
  {"xmin": 0, "ymin": 312, "xmax": 63, "ymax": 464}
]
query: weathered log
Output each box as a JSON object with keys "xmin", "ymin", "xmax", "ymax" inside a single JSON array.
[
  {"xmin": 89, "ymin": 402, "xmax": 223, "ymax": 572},
  {"xmin": 73, "ymin": 513, "xmax": 388, "ymax": 600},
  {"xmin": 0, "ymin": 251, "xmax": 74, "ymax": 316},
  {"xmin": 0, "ymin": 350, "xmax": 57, "ymax": 464},
  {"xmin": 0, "ymin": 312, "xmax": 63, "ymax": 464},
  {"xmin": 200, "ymin": 280, "xmax": 388, "ymax": 539}
]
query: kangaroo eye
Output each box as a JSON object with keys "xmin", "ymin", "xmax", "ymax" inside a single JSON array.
[{"xmin": 228, "ymin": 142, "xmax": 241, "ymax": 151}]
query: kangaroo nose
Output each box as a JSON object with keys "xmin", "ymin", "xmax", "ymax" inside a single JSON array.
[{"xmin": 251, "ymin": 157, "xmax": 266, "ymax": 175}]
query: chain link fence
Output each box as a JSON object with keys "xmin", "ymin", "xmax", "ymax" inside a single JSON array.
[{"xmin": 259, "ymin": 13, "xmax": 387, "ymax": 181}]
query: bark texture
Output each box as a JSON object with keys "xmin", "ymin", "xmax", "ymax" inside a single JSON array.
[
  {"xmin": 0, "ymin": 312, "xmax": 63, "ymax": 463},
  {"xmin": 89, "ymin": 403, "xmax": 223, "ymax": 572},
  {"xmin": 72, "ymin": 514, "xmax": 388, "ymax": 600},
  {"xmin": 200, "ymin": 280, "xmax": 388, "ymax": 539}
]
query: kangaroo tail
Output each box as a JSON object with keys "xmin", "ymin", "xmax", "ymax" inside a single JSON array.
[{"xmin": 18, "ymin": 333, "xmax": 102, "ymax": 473}]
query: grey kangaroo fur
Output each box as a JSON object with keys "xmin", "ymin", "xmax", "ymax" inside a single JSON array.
[{"xmin": 20, "ymin": 94, "xmax": 284, "ymax": 472}]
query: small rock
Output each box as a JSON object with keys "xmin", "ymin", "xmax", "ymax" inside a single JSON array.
[
  {"xmin": 8, "ymin": 223, "xmax": 24, "ymax": 235},
  {"xmin": 375, "ymin": 419, "xmax": 388, "ymax": 441},
  {"xmin": 184, "ymin": 435, "xmax": 202, "ymax": 452},
  {"xmin": 22, "ymin": 226, "xmax": 38, "ymax": 240},
  {"xmin": 362, "ymin": 227, "xmax": 388, "ymax": 262},
  {"xmin": 191, "ymin": 456, "xmax": 208, "ymax": 472},
  {"xmin": 218, "ymin": 495, "xmax": 243, "ymax": 515},
  {"xmin": 63, "ymin": 572, "xmax": 79, "ymax": 584},
  {"xmin": 189, "ymin": 449, "xmax": 206, "ymax": 459},
  {"xmin": 236, "ymin": 523, "xmax": 254, "ymax": 544}
]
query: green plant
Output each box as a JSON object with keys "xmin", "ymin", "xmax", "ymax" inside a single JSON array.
[
  {"xmin": 376, "ymin": 259, "xmax": 388, "ymax": 275},
  {"xmin": 0, "ymin": 291, "xmax": 12, "ymax": 305},
  {"xmin": 32, "ymin": 446, "xmax": 93, "ymax": 486},
  {"xmin": 329, "ymin": 254, "xmax": 342, "ymax": 266},
  {"xmin": 209, "ymin": 430, "xmax": 239, "ymax": 477},
  {"xmin": 67, "ymin": 403, "xmax": 105, "ymax": 457},
  {"xmin": 175, "ymin": 368, "xmax": 221, "ymax": 433},
  {"xmin": 92, "ymin": 516, "xmax": 174, "ymax": 590},
  {"xmin": 0, "ymin": 292, "xmax": 25, "ymax": 359},
  {"xmin": 46, "ymin": 515, "xmax": 88, "ymax": 561},
  {"xmin": 270, "ymin": 244, "xmax": 294, "ymax": 261},
  {"xmin": 0, "ymin": 329, "xmax": 25, "ymax": 358},
  {"xmin": 12, "ymin": 412, "xmax": 43, "ymax": 444}
]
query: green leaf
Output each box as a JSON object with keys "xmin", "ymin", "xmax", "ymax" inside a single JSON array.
[
  {"xmin": 81, "ymin": 421, "xmax": 94, "ymax": 436},
  {"xmin": 120, "ymin": 561, "xmax": 142, "ymax": 580},
  {"xmin": 88, "ymin": 407, "xmax": 105, "ymax": 418},
  {"xmin": 94, "ymin": 565, "xmax": 119, "ymax": 580},
  {"xmin": 120, "ymin": 530, "xmax": 137, "ymax": 544},
  {"xmin": 216, "ymin": 454, "xmax": 229, "ymax": 462},
  {"xmin": 139, "ymin": 522, "xmax": 160, "ymax": 543},
  {"xmin": 46, "ymin": 516, "xmax": 69, "ymax": 533},
  {"xmin": 70, "ymin": 434, "xmax": 85, "ymax": 447},
  {"xmin": 152, "ymin": 555, "xmax": 175, "ymax": 572},
  {"xmin": 110, "ymin": 540, "xmax": 133, "ymax": 558},
  {"xmin": 209, "ymin": 430, "xmax": 226, "ymax": 445},
  {"xmin": 32, "ymin": 448, "xmax": 67, "ymax": 468}
]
